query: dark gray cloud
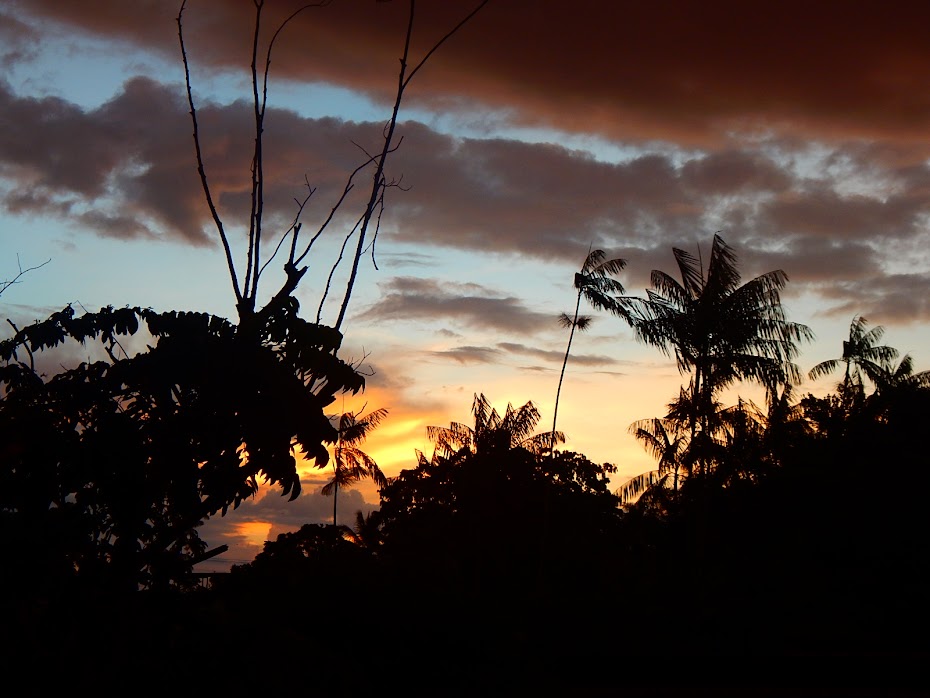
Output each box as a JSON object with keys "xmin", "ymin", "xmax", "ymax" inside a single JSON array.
[
  {"xmin": 813, "ymin": 273, "xmax": 930, "ymax": 324},
  {"xmin": 430, "ymin": 345, "xmax": 502, "ymax": 364},
  {"xmin": 357, "ymin": 276, "xmax": 553, "ymax": 334},
  {"xmin": 376, "ymin": 251, "xmax": 438, "ymax": 269},
  {"xmin": 497, "ymin": 342, "xmax": 618, "ymax": 367},
  {"xmin": 680, "ymin": 150, "xmax": 793, "ymax": 194},
  {"xmin": 0, "ymin": 10, "xmax": 39, "ymax": 66},
  {"xmin": 426, "ymin": 341, "xmax": 621, "ymax": 368},
  {"xmin": 246, "ymin": 478, "xmax": 377, "ymax": 530},
  {"xmin": 20, "ymin": 1, "xmax": 930, "ymax": 147},
  {"xmin": 1, "ymin": 31, "xmax": 928, "ymax": 327},
  {"xmin": 759, "ymin": 186, "xmax": 927, "ymax": 241}
]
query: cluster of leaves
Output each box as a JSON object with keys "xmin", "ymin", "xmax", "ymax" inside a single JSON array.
[{"xmin": 0, "ymin": 301, "xmax": 362, "ymax": 593}]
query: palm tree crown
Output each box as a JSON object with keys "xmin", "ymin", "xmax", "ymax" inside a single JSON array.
[
  {"xmin": 551, "ymin": 249, "xmax": 627, "ymax": 454},
  {"xmin": 808, "ymin": 315, "xmax": 898, "ymax": 389},
  {"xmin": 428, "ymin": 393, "xmax": 562, "ymax": 460},
  {"xmin": 319, "ymin": 406, "xmax": 388, "ymax": 527},
  {"xmin": 622, "ymin": 234, "xmax": 812, "ymax": 401},
  {"xmin": 619, "ymin": 234, "xmax": 812, "ymax": 476}
]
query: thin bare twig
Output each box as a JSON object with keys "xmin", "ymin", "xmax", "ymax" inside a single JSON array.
[
  {"xmin": 333, "ymin": 0, "xmax": 488, "ymax": 331},
  {"xmin": 177, "ymin": 1, "xmax": 243, "ymax": 309},
  {"xmin": 293, "ymin": 151, "xmax": 383, "ymax": 267},
  {"xmin": 250, "ymin": 1, "xmax": 330, "ymax": 304},
  {"xmin": 260, "ymin": 184, "xmax": 315, "ymax": 280},
  {"xmin": 317, "ymin": 208, "xmax": 368, "ymax": 324},
  {"xmin": 403, "ymin": 0, "xmax": 489, "ymax": 89},
  {"xmin": 244, "ymin": 0, "xmax": 264, "ymax": 303},
  {"xmin": 0, "ymin": 256, "xmax": 51, "ymax": 298}
]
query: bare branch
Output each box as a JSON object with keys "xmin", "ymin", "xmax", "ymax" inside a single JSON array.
[
  {"xmin": 293, "ymin": 153, "xmax": 382, "ymax": 267},
  {"xmin": 317, "ymin": 209, "xmax": 368, "ymax": 325},
  {"xmin": 250, "ymin": 1, "xmax": 330, "ymax": 303},
  {"xmin": 333, "ymin": 0, "xmax": 487, "ymax": 332},
  {"xmin": 260, "ymin": 180, "xmax": 316, "ymax": 280},
  {"xmin": 366, "ymin": 188, "xmax": 386, "ymax": 272},
  {"xmin": 177, "ymin": 0, "xmax": 243, "ymax": 309},
  {"xmin": 403, "ymin": 0, "xmax": 490, "ymax": 89},
  {"xmin": 0, "ymin": 255, "xmax": 51, "ymax": 298},
  {"xmin": 244, "ymin": 0, "xmax": 264, "ymax": 303}
]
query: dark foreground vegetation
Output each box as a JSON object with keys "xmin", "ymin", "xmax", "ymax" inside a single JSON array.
[
  {"xmin": 2, "ymin": 375, "xmax": 929, "ymax": 694},
  {"xmin": 2, "ymin": 238, "xmax": 929, "ymax": 694}
]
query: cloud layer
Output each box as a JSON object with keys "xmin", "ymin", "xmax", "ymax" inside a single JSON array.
[
  {"xmin": 17, "ymin": 1, "xmax": 930, "ymax": 145},
  {"xmin": 3, "ymin": 65, "xmax": 927, "ymax": 320}
]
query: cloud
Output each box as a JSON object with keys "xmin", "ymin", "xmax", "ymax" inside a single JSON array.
[
  {"xmin": 424, "ymin": 340, "xmax": 621, "ymax": 369},
  {"xmin": 357, "ymin": 276, "xmax": 553, "ymax": 334},
  {"xmin": 5, "ymin": 2, "xmax": 930, "ymax": 332},
  {"xmin": 430, "ymin": 345, "xmax": 502, "ymax": 365},
  {"xmin": 4, "ymin": 72, "xmax": 928, "ymax": 322},
  {"xmin": 814, "ymin": 273, "xmax": 930, "ymax": 324},
  {"xmin": 497, "ymin": 342, "xmax": 618, "ymax": 367},
  {"xmin": 20, "ymin": 0, "xmax": 930, "ymax": 147},
  {"xmin": 0, "ymin": 9, "xmax": 39, "ymax": 66},
  {"xmin": 0, "ymin": 78, "xmax": 210, "ymax": 244},
  {"xmin": 196, "ymin": 479, "xmax": 380, "ymax": 568},
  {"xmin": 759, "ymin": 187, "xmax": 927, "ymax": 241}
]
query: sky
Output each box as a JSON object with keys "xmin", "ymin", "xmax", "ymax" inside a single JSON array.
[{"xmin": 2, "ymin": 0, "xmax": 929, "ymax": 570}]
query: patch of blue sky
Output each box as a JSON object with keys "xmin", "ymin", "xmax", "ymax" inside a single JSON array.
[
  {"xmin": 7, "ymin": 19, "xmax": 171, "ymax": 107},
  {"xmin": 0, "ymin": 201, "xmax": 234, "ymax": 319}
]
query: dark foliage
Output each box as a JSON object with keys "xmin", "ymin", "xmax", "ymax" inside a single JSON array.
[{"xmin": 0, "ymin": 301, "xmax": 362, "ymax": 593}]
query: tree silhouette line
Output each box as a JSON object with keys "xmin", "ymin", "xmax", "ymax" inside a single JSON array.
[{"xmin": 4, "ymin": 234, "xmax": 928, "ymax": 685}]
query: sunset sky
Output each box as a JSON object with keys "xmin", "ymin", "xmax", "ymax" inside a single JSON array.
[{"xmin": 2, "ymin": 0, "xmax": 929, "ymax": 569}]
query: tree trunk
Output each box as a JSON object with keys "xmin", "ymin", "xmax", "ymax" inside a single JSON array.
[{"xmin": 552, "ymin": 291, "xmax": 582, "ymax": 455}]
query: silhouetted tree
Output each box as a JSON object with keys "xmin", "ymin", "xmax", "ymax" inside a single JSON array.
[
  {"xmin": 873, "ymin": 353, "xmax": 930, "ymax": 390},
  {"xmin": 0, "ymin": 305, "xmax": 362, "ymax": 592},
  {"xmin": 620, "ymin": 234, "xmax": 812, "ymax": 477},
  {"xmin": 621, "ymin": 416, "xmax": 686, "ymax": 503},
  {"xmin": 428, "ymin": 393, "xmax": 563, "ymax": 461},
  {"xmin": 345, "ymin": 509, "xmax": 385, "ymax": 552},
  {"xmin": 552, "ymin": 249, "xmax": 627, "ymax": 454},
  {"xmin": 1, "ymin": 1, "xmax": 486, "ymax": 594},
  {"xmin": 319, "ymin": 406, "xmax": 388, "ymax": 527},
  {"xmin": 380, "ymin": 395, "xmax": 620, "ymax": 600},
  {"xmin": 177, "ymin": 0, "xmax": 488, "ymax": 330},
  {"xmin": 808, "ymin": 316, "xmax": 898, "ymax": 400}
]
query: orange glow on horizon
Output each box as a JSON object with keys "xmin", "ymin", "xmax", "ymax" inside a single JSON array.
[{"xmin": 232, "ymin": 521, "xmax": 272, "ymax": 548}]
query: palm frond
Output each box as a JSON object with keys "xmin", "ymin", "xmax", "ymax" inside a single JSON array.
[
  {"xmin": 590, "ymin": 256, "xmax": 627, "ymax": 279},
  {"xmin": 574, "ymin": 315, "xmax": 594, "ymax": 331},
  {"xmin": 671, "ymin": 246, "xmax": 703, "ymax": 299},
  {"xmin": 617, "ymin": 470, "xmax": 667, "ymax": 506},
  {"xmin": 580, "ymin": 248, "xmax": 607, "ymax": 274},
  {"xmin": 808, "ymin": 358, "xmax": 840, "ymax": 380}
]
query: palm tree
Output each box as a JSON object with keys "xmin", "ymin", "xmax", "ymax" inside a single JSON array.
[
  {"xmin": 872, "ymin": 354, "xmax": 930, "ymax": 393},
  {"xmin": 620, "ymin": 234, "xmax": 813, "ymax": 476},
  {"xmin": 628, "ymin": 416, "xmax": 687, "ymax": 492},
  {"xmin": 345, "ymin": 509, "xmax": 384, "ymax": 551},
  {"xmin": 552, "ymin": 248, "xmax": 628, "ymax": 455},
  {"xmin": 428, "ymin": 393, "xmax": 563, "ymax": 461},
  {"xmin": 808, "ymin": 316, "xmax": 898, "ymax": 392},
  {"xmin": 618, "ymin": 415, "xmax": 685, "ymax": 506},
  {"xmin": 319, "ymin": 407, "xmax": 388, "ymax": 527}
]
